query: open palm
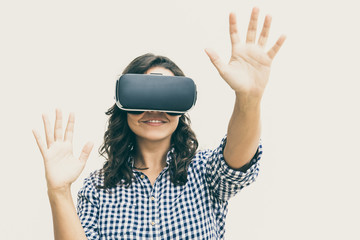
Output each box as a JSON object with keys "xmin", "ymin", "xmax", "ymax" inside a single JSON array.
[
  {"xmin": 33, "ymin": 109, "xmax": 93, "ymax": 190},
  {"xmin": 206, "ymin": 7, "xmax": 286, "ymax": 99}
]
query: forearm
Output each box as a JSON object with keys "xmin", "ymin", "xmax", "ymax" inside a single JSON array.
[
  {"xmin": 48, "ymin": 187, "xmax": 87, "ymax": 240},
  {"xmin": 224, "ymin": 92, "xmax": 261, "ymax": 169}
]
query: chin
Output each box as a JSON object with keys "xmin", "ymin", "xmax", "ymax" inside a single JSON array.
[
  {"xmin": 135, "ymin": 131, "xmax": 173, "ymax": 142},
  {"xmin": 143, "ymin": 135, "xmax": 172, "ymax": 142}
]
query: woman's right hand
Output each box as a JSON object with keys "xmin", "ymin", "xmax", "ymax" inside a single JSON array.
[{"xmin": 32, "ymin": 109, "xmax": 94, "ymax": 191}]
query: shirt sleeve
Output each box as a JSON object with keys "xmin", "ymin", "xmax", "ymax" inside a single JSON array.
[
  {"xmin": 76, "ymin": 172, "xmax": 101, "ymax": 240},
  {"xmin": 205, "ymin": 135, "xmax": 262, "ymax": 202}
]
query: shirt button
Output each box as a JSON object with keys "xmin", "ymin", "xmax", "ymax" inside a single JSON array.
[
  {"xmin": 151, "ymin": 221, "xmax": 156, "ymax": 226},
  {"xmin": 151, "ymin": 196, "xmax": 155, "ymax": 201},
  {"xmin": 140, "ymin": 175, "xmax": 145, "ymax": 179}
]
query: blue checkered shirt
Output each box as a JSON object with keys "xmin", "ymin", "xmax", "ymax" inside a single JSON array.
[{"xmin": 77, "ymin": 136, "xmax": 261, "ymax": 239}]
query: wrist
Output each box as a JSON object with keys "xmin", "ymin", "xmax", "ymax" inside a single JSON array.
[
  {"xmin": 47, "ymin": 185, "xmax": 72, "ymax": 200},
  {"xmin": 234, "ymin": 92, "xmax": 261, "ymax": 111}
]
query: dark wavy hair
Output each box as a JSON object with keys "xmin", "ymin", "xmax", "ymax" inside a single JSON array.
[{"xmin": 98, "ymin": 53, "xmax": 198, "ymax": 189}]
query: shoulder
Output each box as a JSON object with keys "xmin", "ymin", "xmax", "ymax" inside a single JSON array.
[
  {"xmin": 190, "ymin": 136, "xmax": 227, "ymax": 167},
  {"xmin": 192, "ymin": 148, "xmax": 213, "ymax": 161},
  {"xmin": 82, "ymin": 169, "xmax": 104, "ymax": 189},
  {"xmin": 189, "ymin": 148, "xmax": 213, "ymax": 172}
]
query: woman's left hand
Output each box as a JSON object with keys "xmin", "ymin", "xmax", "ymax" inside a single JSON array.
[{"xmin": 205, "ymin": 7, "xmax": 286, "ymax": 100}]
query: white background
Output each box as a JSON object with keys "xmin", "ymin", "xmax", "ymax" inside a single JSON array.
[{"xmin": 1, "ymin": 0, "xmax": 359, "ymax": 239}]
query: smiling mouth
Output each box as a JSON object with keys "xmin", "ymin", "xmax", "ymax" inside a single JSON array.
[{"xmin": 141, "ymin": 119, "xmax": 167, "ymax": 125}]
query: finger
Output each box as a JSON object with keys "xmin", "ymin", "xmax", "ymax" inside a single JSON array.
[
  {"xmin": 79, "ymin": 142, "xmax": 94, "ymax": 163},
  {"xmin": 229, "ymin": 12, "xmax": 240, "ymax": 46},
  {"xmin": 54, "ymin": 109, "xmax": 63, "ymax": 141},
  {"xmin": 258, "ymin": 15, "xmax": 272, "ymax": 47},
  {"xmin": 32, "ymin": 129, "xmax": 47, "ymax": 159},
  {"xmin": 204, "ymin": 48, "xmax": 226, "ymax": 76},
  {"xmin": 42, "ymin": 114, "xmax": 54, "ymax": 148},
  {"xmin": 267, "ymin": 35, "xmax": 286, "ymax": 60},
  {"xmin": 64, "ymin": 112, "xmax": 75, "ymax": 142},
  {"xmin": 246, "ymin": 7, "xmax": 260, "ymax": 43}
]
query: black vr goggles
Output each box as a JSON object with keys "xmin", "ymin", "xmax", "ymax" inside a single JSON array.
[{"xmin": 115, "ymin": 73, "xmax": 197, "ymax": 115}]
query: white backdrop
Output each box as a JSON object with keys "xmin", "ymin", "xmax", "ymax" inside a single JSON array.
[{"xmin": 1, "ymin": 0, "xmax": 359, "ymax": 239}]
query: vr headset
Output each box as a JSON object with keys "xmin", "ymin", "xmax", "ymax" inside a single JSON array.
[{"xmin": 115, "ymin": 73, "xmax": 197, "ymax": 115}]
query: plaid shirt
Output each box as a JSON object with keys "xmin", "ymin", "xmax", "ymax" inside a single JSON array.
[{"xmin": 77, "ymin": 136, "xmax": 261, "ymax": 239}]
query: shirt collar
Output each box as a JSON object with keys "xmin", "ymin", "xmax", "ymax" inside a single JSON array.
[{"xmin": 166, "ymin": 147, "xmax": 175, "ymax": 165}]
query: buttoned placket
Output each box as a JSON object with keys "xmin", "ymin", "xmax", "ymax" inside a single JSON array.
[
  {"xmin": 149, "ymin": 181, "xmax": 159, "ymax": 239},
  {"xmin": 138, "ymin": 167, "xmax": 171, "ymax": 239},
  {"xmin": 131, "ymin": 150, "xmax": 173, "ymax": 239}
]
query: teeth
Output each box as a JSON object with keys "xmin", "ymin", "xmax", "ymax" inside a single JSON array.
[{"xmin": 147, "ymin": 120, "xmax": 162, "ymax": 123}]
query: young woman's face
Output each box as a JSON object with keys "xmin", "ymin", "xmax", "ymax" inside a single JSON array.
[{"xmin": 127, "ymin": 67, "xmax": 181, "ymax": 143}]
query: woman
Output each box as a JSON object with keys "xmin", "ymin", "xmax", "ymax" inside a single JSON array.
[{"xmin": 33, "ymin": 7, "xmax": 285, "ymax": 239}]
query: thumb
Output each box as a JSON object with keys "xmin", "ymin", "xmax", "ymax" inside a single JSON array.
[
  {"xmin": 204, "ymin": 48, "xmax": 226, "ymax": 75},
  {"xmin": 79, "ymin": 141, "xmax": 94, "ymax": 163}
]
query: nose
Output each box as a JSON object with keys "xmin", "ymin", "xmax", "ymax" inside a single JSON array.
[{"xmin": 146, "ymin": 111, "xmax": 166, "ymax": 115}]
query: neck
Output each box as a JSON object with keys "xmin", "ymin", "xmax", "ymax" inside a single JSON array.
[{"xmin": 134, "ymin": 137, "xmax": 171, "ymax": 170}]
